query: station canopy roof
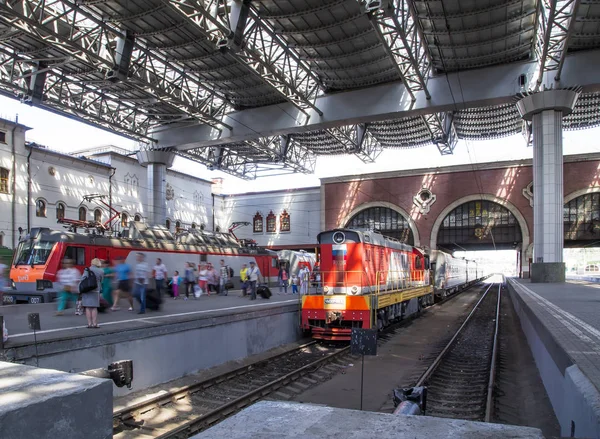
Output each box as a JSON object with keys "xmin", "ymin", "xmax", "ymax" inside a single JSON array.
[{"xmin": 1, "ymin": 0, "xmax": 600, "ymax": 178}]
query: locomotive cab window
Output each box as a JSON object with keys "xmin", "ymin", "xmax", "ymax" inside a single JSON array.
[
  {"xmin": 65, "ymin": 246, "xmax": 85, "ymax": 266},
  {"xmin": 415, "ymin": 257, "xmax": 422, "ymax": 270}
]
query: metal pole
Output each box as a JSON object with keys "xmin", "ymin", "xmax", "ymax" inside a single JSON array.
[
  {"xmin": 0, "ymin": 315, "xmax": 4, "ymax": 350},
  {"xmin": 360, "ymin": 354, "xmax": 364, "ymax": 410},
  {"xmin": 33, "ymin": 328, "xmax": 39, "ymax": 367}
]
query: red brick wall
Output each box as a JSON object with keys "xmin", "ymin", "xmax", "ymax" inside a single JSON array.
[{"xmin": 324, "ymin": 160, "xmax": 599, "ymax": 249}]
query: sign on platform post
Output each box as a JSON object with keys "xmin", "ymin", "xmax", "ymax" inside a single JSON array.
[{"xmin": 351, "ymin": 328, "xmax": 377, "ymax": 410}]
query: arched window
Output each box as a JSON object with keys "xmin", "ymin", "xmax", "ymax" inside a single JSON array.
[
  {"xmin": 200, "ymin": 223, "xmax": 205, "ymax": 230},
  {"xmin": 166, "ymin": 219, "xmax": 171, "ymax": 230},
  {"xmin": 346, "ymin": 206, "xmax": 413, "ymax": 245},
  {"xmin": 36, "ymin": 199, "xmax": 47, "ymax": 217},
  {"xmin": 215, "ymin": 225, "xmax": 221, "ymax": 232},
  {"xmin": 280, "ymin": 209, "xmax": 290, "ymax": 232},
  {"xmin": 134, "ymin": 214, "xmax": 141, "ymax": 222},
  {"xmin": 0, "ymin": 168, "xmax": 9, "ymax": 194},
  {"xmin": 78, "ymin": 207, "xmax": 87, "ymax": 221},
  {"xmin": 266, "ymin": 211, "xmax": 276, "ymax": 233},
  {"xmin": 191, "ymin": 223, "xmax": 197, "ymax": 229},
  {"xmin": 175, "ymin": 220, "xmax": 181, "ymax": 230},
  {"xmin": 253, "ymin": 212, "xmax": 263, "ymax": 233},
  {"xmin": 121, "ymin": 213, "xmax": 128, "ymax": 227},
  {"xmin": 94, "ymin": 209, "xmax": 102, "ymax": 222},
  {"xmin": 56, "ymin": 203, "xmax": 65, "ymax": 220}
]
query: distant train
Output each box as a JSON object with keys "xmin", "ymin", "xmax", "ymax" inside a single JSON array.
[
  {"xmin": 301, "ymin": 228, "xmax": 484, "ymax": 340},
  {"xmin": 276, "ymin": 250, "xmax": 316, "ymax": 275},
  {"xmin": 7, "ymin": 222, "xmax": 279, "ymax": 304}
]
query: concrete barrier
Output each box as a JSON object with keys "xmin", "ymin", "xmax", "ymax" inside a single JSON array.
[
  {"xmin": 0, "ymin": 361, "xmax": 112, "ymax": 439},
  {"xmin": 2, "ymin": 304, "xmax": 301, "ymax": 397},
  {"xmin": 507, "ymin": 280, "xmax": 600, "ymax": 438}
]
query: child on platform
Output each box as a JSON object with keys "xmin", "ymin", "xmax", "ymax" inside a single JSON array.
[
  {"xmin": 170, "ymin": 271, "xmax": 180, "ymax": 299},
  {"xmin": 291, "ymin": 274, "xmax": 298, "ymax": 294}
]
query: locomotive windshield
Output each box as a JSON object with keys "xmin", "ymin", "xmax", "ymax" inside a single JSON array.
[{"xmin": 13, "ymin": 240, "xmax": 54, "ymax": 266}]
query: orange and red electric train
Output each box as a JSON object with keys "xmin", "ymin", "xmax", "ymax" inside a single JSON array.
[{"xmin": 301, "ymin": 229, "xmax": 483, "ymax": 340}]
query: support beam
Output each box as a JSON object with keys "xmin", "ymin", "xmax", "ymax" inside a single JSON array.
[
  {"xmin": 423, "ymin": 112, "xmax": 458, "ymax": 155},
  {"xmin": 326, "ymin": 125, "xmax": 383, "ymax": 163},
  {"xmin": 153, "ymin": 50, "xmax": 600, "ymax": 150},
  {"xmin": 165, "ymin": 0, "xmax": 323, "ymax": 117},
  {"xmin": 363, "ymin": 0, "xmax": 432, "ymax": 100},
  {"xmin": 176, "ymin": 136, "xmax": 316, "ymax": 180},
  {"xmin": 535, "ymin": 0, "xmax": 582, "ymax": 86}
]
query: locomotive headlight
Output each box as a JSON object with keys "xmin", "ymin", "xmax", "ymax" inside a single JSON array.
[
  {"xmin": 350, "ymin": 285, "xmax": 358, "ymax": 294},
  {"xmin": 323, "ymin": 286, "xmax": 330, "ymax": 294}
]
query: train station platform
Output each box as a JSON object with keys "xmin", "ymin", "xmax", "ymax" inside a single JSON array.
[
  {"xmin": 192, "ymin": 401, "xmax": 545, "ymax": 439},
  {"xmin": 0, "ymin": 291, "xmax": 302, "ymax": 397},
  {"xmin": 507, "ymin": 278, "xmax": 600, "ymax": 438}
]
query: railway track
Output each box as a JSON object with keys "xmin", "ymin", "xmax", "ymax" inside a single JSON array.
[
  {"xmin": 398, "ymin": 281, "xmax": 502, "ymax": 422},
  {"xmin": 113, "ymin": 282, "xmax": 486, "ymax": 438}
]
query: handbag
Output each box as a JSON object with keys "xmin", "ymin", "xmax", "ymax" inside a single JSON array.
[{"xmin": 225, "ymin": 280, "xmax": 234, "ymax": 289}]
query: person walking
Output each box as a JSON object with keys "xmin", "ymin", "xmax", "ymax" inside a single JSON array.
[
  {"xmin": 111, "ymin": 256, "xmax": 134, "ymax": 312},
  {"xmin": 183, "ymin": 262, "xmax": 195, "ymax": 300},
  {"xmin": 133, "ymin": 253, "xmax": 149, "ymax": 314},
  {"xmin": 80, "ymin": 258, "xmax": 104, "ymax": 328},
  {"xmin": 56, "ymin": 259, "xmax": 81, "ymax": 316},
  {"xmin": 101, "ymin": 259, "xmax": 114, "ymax": 308},
  {"xmin": 247, "ymin": 261, "xmax": 261, "ymax": 300},
  {"xmin": 219, "ymin": 259, "xmax": 229, "ymax": 296},
  {"xmin": 169, "ymin": 271, "xmax": 180, "ymax": 299},
  {"xmin": 207, "ymin": 263, "xmax": 219, "ymax": 296},
  {"xmin": 299, "ymin": 266, "xmax": 310, "ymax": 295},
  {"xmin": 198, "ymin": 263, "xmax": 209, "ymax": 296},
  {"xmin": 240, "ymin": 264, "xmax": 248, "ymax": 297},
  {"xmin": 153, "ymin": 258, "xmax": 168, "ymax": 299},
  {"xmin": 278, "ymin": 264, "xmax": 290, "ymax": 294}
]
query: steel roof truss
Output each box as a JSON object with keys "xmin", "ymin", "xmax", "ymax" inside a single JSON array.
[
  {"xmin": 535, "ymin": 0, "xmax": 582, "ymax": 86},
  {"xmin": 363, "ymin": 0, "xmax": 431, "ymax": 100},
  {"xmin": 0, "ymin": 49, "xmax": 155, "ymax": 140},
  {"xmin": 326, "ymin": 124, "xmax": 383, "ymax": 163},
  {"xmin": 422, "ymin": 111, "xmax": 457, "ymax": 155},
  {"xmin": 0, "ymin": 0, "xmax": 232, "ymax": 133},
  {"xmin": 165, "ymin": 0, "xmax": 323, "ymax": 117}
]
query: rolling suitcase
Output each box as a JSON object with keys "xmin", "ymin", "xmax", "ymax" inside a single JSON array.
[
  {"xmin": 146, "ymin": 289, "xmax": 162, "ymax": 311},
  {"xmin": 257, "ymin": 285, "xmax": 271, "ymax": 299}
]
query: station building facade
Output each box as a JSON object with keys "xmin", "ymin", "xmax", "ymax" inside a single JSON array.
[{"xmin": 0, "ymin": 118, "xmax": 212, "ymax": 249}]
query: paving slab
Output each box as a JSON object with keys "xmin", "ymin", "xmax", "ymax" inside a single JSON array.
[{"xmin": 191, "ymin": 401, "xmax": 545, "ymax": 439}]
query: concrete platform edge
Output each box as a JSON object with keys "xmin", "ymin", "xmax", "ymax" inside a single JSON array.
[
  {"xmin": 507, "ymin": 279, "xmax": 600, "ymax": 438},
  {"xmin": 2, "ymin": 303, "xmax": 299, "ymax": 362}
]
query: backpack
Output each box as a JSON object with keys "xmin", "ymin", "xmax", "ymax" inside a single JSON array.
[
  {"xmin": 79, "ymin": 268, "xmax": 98, "ymax": 294},
  {"xmin": 228, "ymin": 266, "xmax": 234, "ymax": 278}
]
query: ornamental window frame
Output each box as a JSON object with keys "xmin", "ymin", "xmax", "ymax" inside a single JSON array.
[
  {"xmin": 280, "ymin": 209, "xmax": 291, "ymax": 232},
  {"xmin": 266, "ymin": 211, "xmax": 276, "ymax": 233},
  {"xmin": 253, "ymin": 211, "xmax": 263, "ymax": 233}
]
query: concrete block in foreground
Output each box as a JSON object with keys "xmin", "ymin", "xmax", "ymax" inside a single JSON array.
[
  {"xmin": 191, "ymin": 401, "xmax": 545, "ymax": 439},
  {"xmin": 0, "ymin": 361, "xmax": 112, "ymax": 439}
]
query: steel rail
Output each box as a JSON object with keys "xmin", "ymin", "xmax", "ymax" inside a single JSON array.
[
  {"xmin": 485, "ymin": 282, "xmax": 502, "ymax": 422},
  {"xmin": 112, "ymin": 340, "xmax": 318, "ymax": 421},
  {"xmin": 151, "ymin": 345, "xmax": 351, "ymax": 439},
  {"xmin": 413, "ymin": 282, "xmax": 495, "ymax": 389}
]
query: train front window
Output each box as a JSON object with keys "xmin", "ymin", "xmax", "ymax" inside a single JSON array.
[{"xmin": 15, "ymin": 241, "xmax": 54, "ymax": 265}]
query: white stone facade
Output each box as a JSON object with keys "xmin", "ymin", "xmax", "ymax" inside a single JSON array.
[
  {"xmin": 218, "ymin": 188, "xmax": 321, "ymax": 249},
  {"xmin": 0, "ymin": 118, "xmax": 214, "ymax": 249}
]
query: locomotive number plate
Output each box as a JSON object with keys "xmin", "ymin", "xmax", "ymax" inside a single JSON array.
[{"xmin": 324, "ymin": 296, "xmax": 346, "ymax": 309}]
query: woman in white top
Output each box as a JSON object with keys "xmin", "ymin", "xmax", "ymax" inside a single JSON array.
[{"xmin": 56, "ymin": 259, "xmax": 81, "ymax": 316}]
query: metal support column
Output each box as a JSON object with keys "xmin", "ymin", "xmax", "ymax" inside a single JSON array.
[
  {"xmin": 515, "ymin": 87, "xmax": 581, "ymax": 282},
  {"xmin": 136, "ymin": 149, "xmax": 176, "ymax": 227}
]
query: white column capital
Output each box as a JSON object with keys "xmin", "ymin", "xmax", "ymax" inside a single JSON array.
[{"xmin": 515, "ymin": 87, "xmax": 581, "ymax": 121}]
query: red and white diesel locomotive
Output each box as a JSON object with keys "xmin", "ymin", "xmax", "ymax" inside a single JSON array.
[
  {"xmin": 8, "ymin": 222, "xmax": 279, "ymax": 304},
  {"xmin": 301, "ymin": 228, "xmax": 482, "ymax": 340}
]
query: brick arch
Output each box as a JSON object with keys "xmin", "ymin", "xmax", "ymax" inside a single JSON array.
[
  {"xmin": 339, "ymin": 201, "xmax": 421, "ymax": 247},
  {"xmin": 430, "ymin": 194, "xmax": 530, "ymax": 253},
  {"xmin": 564, "ymin": 187, "xmax": 600, "ymax": 204}
]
